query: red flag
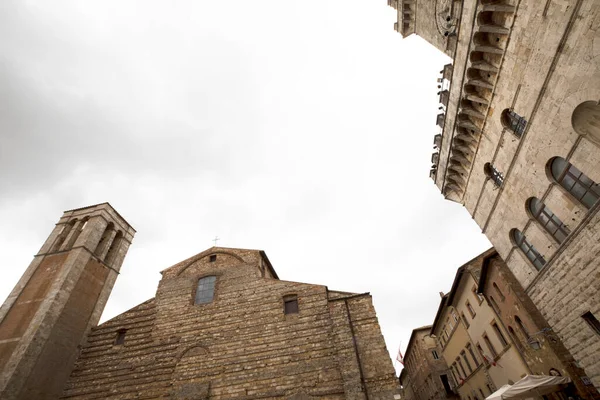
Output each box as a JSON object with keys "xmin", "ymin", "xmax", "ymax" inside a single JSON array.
[
  {"xmin": 396, "ymin": 346, "xmax": 404, "ymax": 365},
  {"xmin": 483, "ymin": 353, "xmax": 502, "ymax": 367}
]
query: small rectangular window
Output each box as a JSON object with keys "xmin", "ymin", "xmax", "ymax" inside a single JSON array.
[
  {"xmin": 582, "ymin": 311, "xmax": 600, "ymax": 336},
  {"xmin": 472, "ymin": 285, "xmax": 484, "ymax": 304},
  {"xmin": 461, "ymin": 350, "xmax": 473, "ymax": 374},
  {"xmin": 483, "ymin": 333, "xmax": 497, "ymax": 357},
  {"xmin": 466, "ymin": 300, "xmax": 476, "ymax": 318},
  {"xmin": 461, "ymin": 312, "xmax": 470, "ymax": 328},
  {"xmin": 456, "ymin": 357, "xmax": 467, "ymax": 377},
  {"xmin": 476, "ymin": 344, "xmax": 488, "ymax": 366},
  {"xmin": 284, "ymin": 295, "xmax": 299, "ymax": 314},
  {"xmin": 209, "ymin": 254, "xmax": 217, "ymax": 262},
  {"xmin": 467, "ymin": 344, "xmax": 479, "ymax": 367},
  {"xmin": 432, "ymin": 350, "xmax": 439, "ymax": 359},
  {"xmin": 115, "ymin": 329, "xmax": 127, "ymax": 345}
]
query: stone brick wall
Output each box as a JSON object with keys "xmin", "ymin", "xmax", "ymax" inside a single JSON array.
[
  {"xmin": 61, "ymin": 247, "xmax": 400, "ymax": 399},
  {"xmin": 402, "ymin": 327, "xmax": 451, "ymax": 400}
]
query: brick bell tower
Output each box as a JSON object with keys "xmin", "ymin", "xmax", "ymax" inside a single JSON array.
[{"xmin": 0, "ymin": 203, "xmax": 135, "ymax": 400}]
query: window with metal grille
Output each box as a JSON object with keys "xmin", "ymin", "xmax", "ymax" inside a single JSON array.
[
  {"xmin": 501, "ymin": 109, "xmax": 527, "ymax": 137},
  {"xmin": 527, "ymin": 197, "xmax": 570, "ymax": 243},
  {"xmin": 511, "ymin": 229, "xmax": 546, "ymax": 270},
  {"xmin": 550, "ymin": 157, "xmax": 600, "ymax": 209},
  {"xmin": 195, "ymin": 276, "xmax": 216, "ymax": 304},
  {"xmin": 484, "ymin": 163, "xmax": 504, "ymax": 187},
  {"xmin": 283, "ymin": 295, "xmax": 299, "ymax": 314},
  {"xmin": 432, "ymin": 350, "xmax": 440, "ymax": 359}
]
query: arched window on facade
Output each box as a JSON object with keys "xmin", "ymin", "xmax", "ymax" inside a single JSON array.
[
  {"xmin": 572, "ymin": 101, "xmax": 600, "ymax": 147},
  {"xmin": 527, "ymin": 197, "xmax": 570, "ymax": 243},
  {"xmin": 104, "ymin": 231, "xmax": 123, "ymax": 264},
  {"xmin": 501, "ymin": 109, "xmax": 527, "ymax": 137},
  {"xmin": 489, "ymin": 295, "xmax": 501, "ymax": 315},
  {"xmin": 484, "ymin": 162, "xmax": 504, "ymax": 187},
  {"xmin": 515, "ymin": 316, "xmax": 529, "ymax": 340},
  {"xmin": 65, "ymin": 216, "xmax": 89, "ymax": 250},
  {"xmin": 94, "ymin": 222, "xmax": 114, "ymax": 256},
  {"xmin": 52, "ymin": 219, "xmax": 77, "ymax": 252},
  {"xmin": 507, "ymin": 326, "xmax": 522, "ymax": 350},
  {"xmin": 511, "ymin": 229, "xmax": 545, "ymax": 271},
  {"xmin": 549, "ymin": 157, "xmax": 600, "ymax": 209},
  {"xmin": 195, "ymin": 276, "xmax": 216, "ymax": 304}
]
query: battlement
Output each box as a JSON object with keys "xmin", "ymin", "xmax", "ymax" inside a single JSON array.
[{"xmin": 430, "ymin": 64, "xmax": 453, "ymax": 181}]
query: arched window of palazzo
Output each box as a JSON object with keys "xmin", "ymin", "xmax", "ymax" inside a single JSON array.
[
  {"xmin": 501, "ymin": 109, "xmax": 527, "ymax": 137},
  {"xmin": 511, "ymin": 229, "xmax": 545, "ymax": 271},
  {"xmin": 548, "ymin": 157, "xmax": 600, "ymax": 209},
  {"xmin": 526, "ymin": 197, "xmax": 570, "ymax": 243},
  {"xmin": 51, "ymin": 219, "xmax": 77, "ymax": 252},
  {"xmin": 484, "ymin": 162, "xmax": 504, "ymax": 187}
]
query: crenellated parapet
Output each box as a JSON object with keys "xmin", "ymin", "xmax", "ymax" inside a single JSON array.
[
  {"xmin": 431, "ymin": 64, "xmax": 453, "ymax": 181},
  {"xmin": 391, "ymin": 0, "xmax": 416, "ymax": 37}
]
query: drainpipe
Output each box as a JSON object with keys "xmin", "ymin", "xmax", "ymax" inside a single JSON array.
[{"xmin": 344, "ymin": 298, "xmax": 370, "ymax": 400}]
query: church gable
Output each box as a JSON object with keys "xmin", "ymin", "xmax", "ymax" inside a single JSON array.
[
  {"xmin": 61, "ymin": 247, "xmax": 400, "ymax": 399},
  {"xmin": 159, "ymin": 247, "xmax": 276, "ymax": 280}
]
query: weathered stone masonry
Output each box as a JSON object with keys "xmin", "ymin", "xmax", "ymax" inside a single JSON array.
[{"xmin": 60, "ymin": 247, "xmax": 400, "ymax": 399}]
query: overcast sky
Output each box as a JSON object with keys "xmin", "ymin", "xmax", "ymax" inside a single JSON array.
[{"xmin": 0, "ymin": 0, "xmax": 491, "ymax": 373}]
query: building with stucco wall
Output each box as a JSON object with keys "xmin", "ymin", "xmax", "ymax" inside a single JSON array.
[{"xmin": 402, "ymin": 326, "xmax": 457, "ymax": 400}]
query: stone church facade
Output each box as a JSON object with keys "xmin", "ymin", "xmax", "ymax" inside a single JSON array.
[
  {"xmin": 388, "ymin": 0, "xmax": 600, "ymax": 391},
  {"xmin": 0, "ymin": 204, "xmax": 400, "ymax": 400}
]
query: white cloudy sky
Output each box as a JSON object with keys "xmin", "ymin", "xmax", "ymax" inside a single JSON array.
[{"xmin": 0, "ymin": 0, "xmax": 491, "ymax": 373}]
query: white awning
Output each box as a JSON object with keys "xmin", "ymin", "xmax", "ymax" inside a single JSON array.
[
  {"xmin": 486, "ymin": 375, "xmax": 571, "ymax": 400},
  {"xmin": 486, "ymin": 384, "xmax": 512, "ymax": 400}
]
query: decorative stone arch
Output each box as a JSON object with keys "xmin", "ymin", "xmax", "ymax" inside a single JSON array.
[
  {"xmin": 572, "ymin": 101, "xmax": 600, "ymax": 147},
  {"xmin": 176, "ymin": 250, "xmax": 246, "ymax": 276},
  {"xmin": 554, "ymin": 82, "xmax": 600, "ymax": 139},
  {"xmin": 171, "ymin": 345, "xmax": 211, "ymax": 400},
  {"xmin": 177, "ymin": 345, "xmax": 209, "ymax": 361}
]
